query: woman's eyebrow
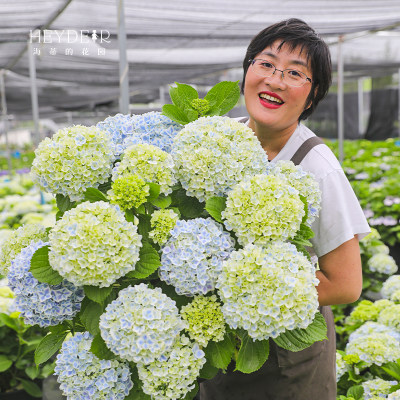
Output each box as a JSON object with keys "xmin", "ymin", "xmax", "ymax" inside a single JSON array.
[{"xmin": 259, "ymin": 51, "xmax": 308, "ymax": 68}]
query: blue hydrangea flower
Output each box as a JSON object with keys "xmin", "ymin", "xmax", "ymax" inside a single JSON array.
[
  {"xmin": 348, "ymin": 321, "xmax": 400, "ymax": 344},
  {"xmin": 381, "ymin": 275, "xmax": 400, "ymax": 302},
  {"xmin": 159, "ymin": 218, "xmax": 235, "ymax": 296},
  {"xmin": 362, "ymin": 378, "xmax": 398, "ymax": 400},
  {"xmin": 99, "ymin": 284, "xmax": 184, "ymax": 364},
  {"xmin": 55, "ymin": 332, "xmax": 133, "ymax": 400},
  {"xmin": 7, "ymin": 240, "xmax": 84, "ymax": 327}
]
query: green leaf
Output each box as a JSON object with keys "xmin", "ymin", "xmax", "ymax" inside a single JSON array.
[
  {"xmin": 381, "ymin": 362, "xmax": 400, "ymax": 380},
  {"xmin": 35, "ymin": 332, "xmax": 68, "ymax": 365},
  {"xmin": 204, "ymin": 335, "xmax": 235, "ymax": 370},
  {"xmin": 236, "ymin": 332, "xmax": 269, "ymax": 374},
  {"xmin": 20, "ymin": 379, "xmax": 42, "ymax": 398},
  {"xmin": 171, "ymin": 187, "xmax": 204, "ymax": 218},
  {"xmin": 25, "ymin": 365, "xmax": 39, "ymax": 380},
  {"xmin": 156, "ymin": 281, "xmax": 191, "ymax": 309},
  {"xmin": 204, "ymin": 81, "xmax": 240, "ymax": 116},
  {"xmin": 0, "ymin": 355, "xmax": 12, "ymax": 372},
  {"xmin": 183, "ymin": 381, "xmax": 199, "ymax": 400},
  {"xmin": 30, "ymin": 246, "xmax": 63, "ymax": 285},
  {"xmin": 80, "ymin": 300, "xmax": 103, "ymax": 336},
  {"xmin": 273, "ymin": 312, "xmax": 327, "ymax": 352},
  {"xmin": 205, "ymin": 196, "xmax": 226, "ymax": 223},
  {"xmin": 199, "ymin": 358, "xmax": 219, "ymax": 380},
  {"xmin": 98, "ymin": 179, "xmax": 112, "ymax": 194},
  {"xmin": 0, "ymin": 313, "xmax": 19, "ymax": 331},
  {"xmin": 90, "ymin": 333, "xmax": 115, "ymax": 360},
  {"xmin": 150, "ymin": 195, "xmax": 172, "ymax": 209},
  {"xmin": 347, "ymin": 385, "xmax": 364, "ymax": 400},
  {"xmin": 147, "ymin": 183, "xmax": 161, "ymax": 202},
  {"xmin": 162, "ymin": 104, "xmax": 190, "ymax": 125},
  {"xmin": 170, "ymin": 82, "xmax": 199, "ymax": 110},
  {"xmin": 299, "ymin": 194, "xmax": 309, "ymax": 225},
  {"xmin": 84, "ymin": 187, "xmax": 108, "ymax": 202},
  {"xmin": 126, "ymin": 242, "xmax": 160, "ymax": 279},
  {"xmin": 124, "ymin": 209, "xmax": 136, "ymax": 223},
  {"xmin": 56, "ymin": 193, "xmax": 76, "ymax": 214},
  {"xmin": 84, "ymin": 285, "xmax": 113, "ymax": 304},
  {"xmin": 124, "ymin": 386, "xmax": 152, "ymax": 400},
  {"xmin": 137, "ymin": 214, "xmax": 151, "ymax": 241}
]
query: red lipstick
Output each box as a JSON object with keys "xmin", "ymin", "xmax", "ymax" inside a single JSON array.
[{"xmin": 258, "ymin": 91, "xmax": 284, "ymax": 109}]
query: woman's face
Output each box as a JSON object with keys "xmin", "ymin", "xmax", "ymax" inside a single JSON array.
[{"xmin": 244, "ymin": 40, "xmax": 313, "ymax": 136}]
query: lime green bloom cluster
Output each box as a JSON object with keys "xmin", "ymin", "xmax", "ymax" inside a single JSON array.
[
  {"xmin": 49, "ymin": 201, "xmax": 141, "ymax": 287},
  {"xmin": 0, "ymin": 223, "xmax": 47, "ymax": 275},
  {"xmin": 108, "ymin": 175, "xmax": 149, "ymax": 210},
  {"xmin": 268, "ymin": 160, "xmax": 321, "ymax": 225},
  {"xmin": 347, "ymin": 299, "xmax": 394, "ymax": 324},
  {"xmin": 190, "ymin": 98, "xmax": 210, "ymax": 115},
  {"xmin": 112, "ymin": 143, "xmax": 176, "ymax": 195},
  {"xmin": 137, "ymin": 334, "xmax": 206, "ymax": 400},
  {"xmin": 31, "ymin": 125, "xmax": 114, "ymax": 201},
  {"xmin": 172, "ymin": 116, "xmax": 269, "ymax": 202},
  {"xmin": 345, "ymin": 333, "xmax": 400, "ymax": 366},
  {"xmin": 180, "ymin": 295, "xmax": 226, "ymax": 346},
  {"xmin": 149, "ymin": 209, "xmax": 179, "ymax": 245},
  {"xmin": 378, "ymin": 304, "xmax": 400, "ymax": 330},
  {"xmin": 217, "ymin": 242, "xmax": 319, "ymax": 340},
  {"xmin": 222, "ymin": 174, "xmax": 304, "ymax": 246},
  {"xmin": 382, "ymin": 275, "xmax": 400, "ymax": 302},
  {"xmin": 362, "ymin": 378, "xmax": 398, "ymax": 399}
]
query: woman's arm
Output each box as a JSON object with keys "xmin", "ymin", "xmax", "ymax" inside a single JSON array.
[{"xmin": 316, "ymin": 236, "xmax": 362, "ymax": 306}]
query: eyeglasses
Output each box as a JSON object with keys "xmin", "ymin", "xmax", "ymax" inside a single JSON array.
[{"xmin": 249, "ymin": 59, "xmax": 312, "ymax": 87}]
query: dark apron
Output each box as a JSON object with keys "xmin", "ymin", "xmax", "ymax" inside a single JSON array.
[{"xmin": 200, "ymin": 131, "xmax": 336, "ymax": 399}]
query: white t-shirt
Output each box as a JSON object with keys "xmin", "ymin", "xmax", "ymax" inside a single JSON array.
[{"xmin": 238, "ymin": 118, "xmax": 371, "ymax": 258}]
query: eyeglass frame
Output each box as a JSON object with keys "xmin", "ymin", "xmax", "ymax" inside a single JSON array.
[{"xmin": 248, "ymin": 58, "xmax": 312, "ymax": 87}]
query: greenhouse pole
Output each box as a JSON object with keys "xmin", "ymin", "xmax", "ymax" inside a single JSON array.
[
  {"xmin": 337, "ymin": 35, "xmax": 344, "ymax": 164},
  {"xmin": 117, "ymin": 0, "xmax": 130, "ymax": 114},
  {"xmin": 358, "ymin": 77, "xmax": 364, "ymax": 136},
  {"xmin": 27, "ymin": 39, "xmax": 40, "ymax": 146},
  {"xmin": 0, "ymin": 70, "xmax": 13, "ymax": 176}
]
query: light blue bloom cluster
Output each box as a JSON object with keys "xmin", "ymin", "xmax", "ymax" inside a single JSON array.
[
  {"xmin": 381, "ymin": 275, "xmax": 400, "ymax": 302},
  {"xmin": 368, "ymin": 253, "xmax": 398, "ymax": 275},
  {"xmin": 268, "ymin": 160, "xmax": 321, "ymax": 225},
  {"xmin": 362, "ymin": 378, "xmax": 398, "ymax": 400},
  {"xmin": 7, "ymin": 240, "xmax": 84, "ymax": 327},
  {"xmin": 137, "ymin": 334, "xmax": 206, "ymax": 400},
  {"xmin": 348, "ymin": 321, "xmax": 400, "ymax": 344},
  {"xmin": 31, "ymin": 125, "xmax": 114, "ymax": 201},
  {"xmin": 222, "ymin": 174, "xmax": 304, "ymax": 246},
  {"xmin": 49, "ymin": 201, "xmax": 142, "ymax": 287},
  {"xmin": 55, "ymin": 332, "xmax": 133, "ymax": 400},
  {"xmin": 159, "ymin": 218, "xmax": 235, "ymax": 296},
  {"xmin": 99, "ymin": 284, "xmax": 184, "ymax": 364},
  {"xmin": 335, "ymin": 352, "xmax": 349, "ymax": 382},
  {"xmin": 172, "ymin": 116, "xmax": 269, "ymax": 202},
  {"xmin": 217, "ymin": 242, "xmax": 319, "ymax": 340},
  {"xmin": 345, "ymin": 333, "xmax": 400, "ymax": 366},
  {"xmin": 112, "ymin": 143, "xmax": 177, "ymax": 195}
]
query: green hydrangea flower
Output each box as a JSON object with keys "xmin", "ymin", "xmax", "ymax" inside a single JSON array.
[
  {"xmin": 343, "ymin": 354, "xmax": 360, "ymax": 365},
  {"xmin": 222, "ymin": 174, "xmax": 304, "ymax": 245},
  {"xmin": 180, "ymin": 295, "xmax": 226, "ymax": 346},
  {"xmin": 108, "ymin": 175, "xmax": 149, "ymax": 210},
  {"xmin": 347, "ymin": 299, "xmax": 394, "ymax": 324},
  {"xmin": 190, "ymin": 98, "xmax": 210, "ymax": 115},
  {"xmin": 378, "ymin": 304, "xmax": 400, "ymax": 330},
  {"xmin": 149, "ymin": 209, "xmax": 179, "ymax": 245},
  {"xmin": 0, "ymin": 224, "xmax": 47, "ymax": 275},
  {"xmin": 112, "ymin": 143, "xmax": 176, "ymax": 195}
]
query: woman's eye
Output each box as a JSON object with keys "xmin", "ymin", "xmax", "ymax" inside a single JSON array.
[
  {"xmin": 261, "ymin": 62, "xmax": 274, "ymax": 69},
  {"xmin": 288, "ymin": 70, "xmax": 302, "ymax": 77}
]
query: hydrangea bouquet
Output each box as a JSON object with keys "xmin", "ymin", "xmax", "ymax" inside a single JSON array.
[{"xmin": 0, "ymin": 81, "xmax": 327, "ymax": 400}]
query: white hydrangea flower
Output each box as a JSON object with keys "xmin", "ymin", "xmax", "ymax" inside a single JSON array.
[
  {"xmin": 112, "ymin": 143, "xmax": 177, "ymax": 195},
  {"xmin": 268, "ymin": 160, "xmax": 321, "ymax": 225},
  {"xmin": 345, "ymin": 333, "xmax": 400, "ymax": 366},
  {"xmin": 378, "ymin": 304, "xmax": 400, "ymax": 330},
  {"xmin": 388, "ymin": 389, "xmax": 400, "ymax": 399},
  {"xmin": 336, "ymin": 352, "xmax": 349, "ymax": 382},
  {"xmin": 31, "ymin": 125, "xmax": 114, "ymax": 201},
  {"xmin": 381, "ymin": 275, "xmax": 400, "ymax": 302},
  {"xmin": 149, "ymin": 209, "xmax": 179, "ymax": 245},
  {"xmin": 348, "ymin": 321, "xmax": 400, "ymax": 344},
  {"xmin": 55, "ymin": 332, "xmax": 133, "ymax": 400},
  {"xmin": 217, "ymin": 242, "xmax": 319, "ymax": 340},
  {"xmin": 368, "ymin": 254, "xmax": 398, "ymax": 275},
  {"xmin": 0, "ymin": 278, "xmax": 14, "ymax": 315},
  {"xmin": 49, "ymin": 201, "xmax": 141, "ymax": 287},
  {"xmin": 99, "ymin": 284, "xmax": 185, "ymax": 364},
  {"xmin": 172, "ymin": 116, "xmax": 269, "ymax": 202},
  {"xmin": 362, "ymin": 378, "xmax": 398, "ymax": 400},
  {"xmin": 137, "ymin": 334, "xmax": 206, "ymax": 400},
  {"xmin": 370, "ymin": 244, "xmax": 390, "ymax": 255},
  {"xmin": 222, "ymin": 174, "xmax": 304, "ymax": 246}
]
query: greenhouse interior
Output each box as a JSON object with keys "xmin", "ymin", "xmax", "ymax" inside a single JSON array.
[{"xmin": 1, "ymin": 1, "xmax": 400, "ymax": 399}]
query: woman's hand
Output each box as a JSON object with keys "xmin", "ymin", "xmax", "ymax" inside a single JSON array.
[{"xmin": 316, "ymin": 236, "xmax": 362, "ymax": 306}]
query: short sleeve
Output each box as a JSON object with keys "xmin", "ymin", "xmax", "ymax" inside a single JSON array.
[{"xmin": 310, "ymin": 169, "xmax": 370, "ymax": 257}]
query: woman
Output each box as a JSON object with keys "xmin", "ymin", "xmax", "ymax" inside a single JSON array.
[{"xmin": 200, "ymin": 18, "xmax": 370, "ymax": 400}]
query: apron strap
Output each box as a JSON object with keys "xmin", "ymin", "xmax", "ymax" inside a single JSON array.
[{"xmin": 290, "ymin": 136, "xmax": 324, "ymax": 166}]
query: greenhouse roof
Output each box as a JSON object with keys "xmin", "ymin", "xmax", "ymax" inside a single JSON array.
[{"xmin": 1, "ymin": 0, "xmax": 400, "ymax": 119}]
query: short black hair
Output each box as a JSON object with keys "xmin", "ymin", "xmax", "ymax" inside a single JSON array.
[{"xmin": 241, "ymin": 18, "xmax": 332, "ymax": 121}]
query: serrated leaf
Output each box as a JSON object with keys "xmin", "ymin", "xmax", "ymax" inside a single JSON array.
[
  {"xmin": 84, "ymin": 187, "xmax": 108, "ymax": 202},
  {"xmin": 84, "ymin": 285, "xmax": 113, "ymax": 304},
  {"xmin": 170, "ymin": 82, "xmax": 199, "ymax": 109},
  {"xmin": 80, "ymin": 301, "xmax": 103, "ymax": 336},
  {"xmin": 299, "ymin": 195, "xmax": 309, "ymax": 225},
  {"xmin": 56, "ymin": 194, "xmax": 76, "ymax": 214},
  {"xmin": 20, "ymin": 379, "xmax": 42, "ymax": 398},
  {"xmin": 0, "ymin": 355, "xmax": 12, "ymax": 372},
  {"xmin": 126, "ymin": 242, "xmax": 160, "ymax": 279},
  {"xmin": 204, "ymin": 81, "xmax": 240, "ymax": 116},
  {"xmin": 347, "ymin": 385, "xmax": 364, "ymax": 400},
  {"xmin": 150, "ymin": 195, "xmax": 172, "ymax": 209},
  {"xmin": 147, "ymin": 183, "xmax": 161, "ymax": 202},
  {"xmin": 162, "ymin": 104, "xmax": 190, "ymax": 125},
  {"xmin": 30, "ymin": 246, "xmax": 63, "ymax": 285},
  {"xmin": 204, "ymin": 335, "xmax": 235, "ymax": 370},
  {"xmin": 90, "ymin": 333, "xmax": 115, "ymax": 360},
  {"xmin": 273, "ymin": 312, "xmax": 327, "ymax": 352},
  {"xmin": 235, "ymin": 333, "xmax": 269, "ymax": 374},
  {"xmin": 35, "ymin": 332, "xmax": 68, "ymax": 365},
  {"xmin": 205, "ymin": 196, "xmax": 226, "ymax": 223}
]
